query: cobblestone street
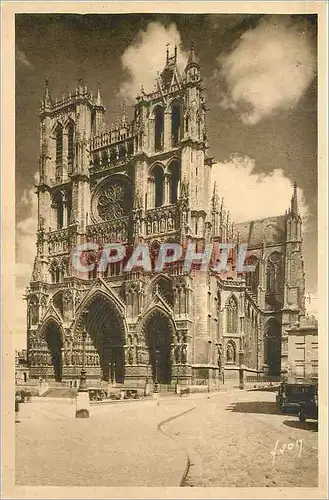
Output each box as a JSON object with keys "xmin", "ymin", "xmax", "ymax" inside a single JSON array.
[
  {"xmin": 166, "ymin": 389, "xmax": 318, "ymax": 488},
  {"xmin": 16, "ymin": 389, "xmax": 318, "ymax": 488}
]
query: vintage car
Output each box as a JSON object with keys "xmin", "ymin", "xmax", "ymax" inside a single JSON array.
[
  {"xmin": 276, "ymin": 383, "xmax": 317, "ymax": 413},
  {"xmin": 298, "ymin": 394, "xmax": 318, "ymax": 422},
  {"xmin": 88, "ymin": 389, "xmax": 106, "ymax": 401}
]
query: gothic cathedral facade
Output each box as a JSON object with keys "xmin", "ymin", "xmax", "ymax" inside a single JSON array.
[{"xmin": 26, "ymin": 46, "xmax": 306, "ymax": 388}]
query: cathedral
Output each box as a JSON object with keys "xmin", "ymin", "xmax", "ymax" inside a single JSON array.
[{"xmin": 26, "ymin": 45, "xmax": 307, "ymax": 389}]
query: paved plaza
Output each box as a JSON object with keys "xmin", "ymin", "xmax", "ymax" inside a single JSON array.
[{"xmin": 15, "ymin": 389, "xmax": 318, "ymax": 488}]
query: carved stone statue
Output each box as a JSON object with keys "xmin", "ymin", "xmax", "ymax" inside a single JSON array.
[
  {"xmin": 226, "ymin": 343, "xmax": 234, "ymax": 363},
  {"xmin": 175, "ymin": 345, "xmax": 180, "ymax": 364},
  {"xmin": 128, "ymin": 347, "xmax": 134, "ymax": 365},
  {"xmin": 181, "ymin": 344, "xmax": 187, "ymax": 364},
  {"xmin": 217, "ymin": 349, "xmax": 222, "ymax": 372}
]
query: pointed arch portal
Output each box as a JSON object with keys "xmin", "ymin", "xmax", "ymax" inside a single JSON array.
[
  {"xmin": 143, "ymin": 309, "xmax": 174, "ymax": 384},
  {"xmin": 78, "ymin": 293, "xmax": 125, "ymax": 383},
  {"xmin": 42, "ymin": 319, "xmax": 63, "ymax": 382}
]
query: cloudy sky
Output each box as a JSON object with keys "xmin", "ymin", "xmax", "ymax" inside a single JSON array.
[{"xmin": 15, "ymin": 13, "xmax": 318, "ymax": 348}]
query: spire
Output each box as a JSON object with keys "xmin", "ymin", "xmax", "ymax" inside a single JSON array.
[
  {"xmin": 77, "ymin": 78, "xmax": 85, "ymax": 95},
  {"xmin": 186, "ymin": 41, "xmax": 199, "ymax": 68},
  {"xmin": 96, "ymin": 84, "xmax": 102, "ymax": 106},
  {"xmin": 220, "ymin": 197, "xmax": 224, "ymax": 215},
  {"xmin": 121, "ymin": 100, "xmax": 127, "ymax": 125},
  {"xmin": 291, "ymin": 182, "xmax": 299, "ymax": 217},
  {"xmin": 43, "ymin": 79, "xmax": 52, "ymax": 107},
  {"xmin": 166, "ymin": 43, "xmax": 170, "ymax": 64},
  {"xmin": 212, "ymin": 182, "xmax": 219, "ymax": 210}
]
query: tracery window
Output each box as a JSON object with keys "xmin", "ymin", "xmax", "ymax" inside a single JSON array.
[
  {"xmin": 226, "ymin": 296, "xmax": 238, "ymax": 333},
  {"xmin": 56, "ymin": 124, "xmax": 63, "ymax": 165},
  {"xmin": 168, "ymin": 161, "xmax": 180, "ymax": 204},
  {"xmin": 171, "ymin": 104, "xmax": 181, "ymax": 147},
  {"xmin": 67, "ymin": 122, "xmax": 74, "ymax": 169},
  {"xmin": 245, "ymin": 256, "xmax": 259, "ymax": 296},
  {"xmin": 95, "ymin": 178, "xmax": 132, "ymax": 222},
  {"xmin": 154, "ymin": 106, "xmax": 164, "ymax": 152},
  {"xmin": 53, "ymin": 192, "xmax": 64, "ymax": 229},
  {"xmin": 152, "ymin": 165, "xmax": 164, "ymax": 207},
  {"xmin": 266, "ymin": 252, "xmax": 282, "ymax": 294}
]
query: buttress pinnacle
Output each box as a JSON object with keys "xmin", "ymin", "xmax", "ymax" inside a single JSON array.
[
  {"xmin": 43, "ymin": 79, "xmax": 52, "ymax": 107},
  {"xmin": 291, "ymin": 182, "xmax": 299, "ymax": 217}
]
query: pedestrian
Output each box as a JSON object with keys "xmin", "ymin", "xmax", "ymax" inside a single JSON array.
[{"xmin": 15, "ymin": 394, "xmax": 20, "ymax": 423}]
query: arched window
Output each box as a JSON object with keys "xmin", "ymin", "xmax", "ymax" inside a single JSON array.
[
  {"xmin": 66, "ymin": 190, "xmax": 72, "ymax": 225},
  {"xmin": 119, "ymin": 145, "xmax": 126, "ymax": 161},
  {"xmin": 50, "ymin": 261, "xmax": 60, "ymax": 283},
  {"xmin": 153, "ymin": 165, "xmax": 164, "ymax": 207},
  {"xmin": 171, "ymin": 103, "xmax": 181, "ymax": 147},
  {"xmin": 226, "ymin": 341, "xmax": 236, "ymax": 364},
  {"xmin": 61, "ymin": 258, "xmax": 69, "ymax": 279},
  {"xmin": 110, "ymin": 149, "xmax": 117, "ymax": 163},
  {"xmin": 67, "ymin": 122, "xmax": 74, "ymax": 169},
  {"xmin": 226, "ymin": 296, "xmax": 238, "ymax": 333},
  {"xmin": 154, "ymin": 106, "xmax": 164, "ymax": 152},
  {"xmin": 245, "ymin": 256, "xmax": 259, "ymax": 296},
  {"xmin": 168, "ymin": 161, "xmax": 181, "ymax": 204},
  {"xmin": 88, "ymin": 252, "xmax": 98, "ymax": 279},
  {"xmin": 266, "ymin": 252, "xmax": 282, "ymax": 294},
  {"xmin": 55, "ymin": 124, "xmax": 63, "ymax": 165},
  {"xmin": 53, "ymin": 192, "xmax": 64, "ymax": 229},
  {"xmin": 101, "ymin": 150, "xmax": 108, "ymax": 166}
]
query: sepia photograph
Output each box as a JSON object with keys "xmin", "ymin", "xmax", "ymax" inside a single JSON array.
[{"xmin": 1, "ymin": 2, "xmax": 328, "ymax": 498}]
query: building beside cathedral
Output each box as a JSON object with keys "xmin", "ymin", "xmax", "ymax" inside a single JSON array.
[{"xmin": 25, "ymin": 45, "xmax": 316, "ymax": 389}]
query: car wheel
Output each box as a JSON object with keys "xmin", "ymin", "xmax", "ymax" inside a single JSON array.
[{"xmin": 299, "ymin": 411, "xmax": 306, "ymax": 423}]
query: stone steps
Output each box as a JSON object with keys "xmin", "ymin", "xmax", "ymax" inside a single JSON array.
[{"xmin": 42, "ymin": 387, "xmax": 78, "ymax": 398}]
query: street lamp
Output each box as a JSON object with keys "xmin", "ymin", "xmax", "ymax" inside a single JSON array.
[
  {"xmin": 75, "ymin": 327, "xmax": 90, "ymax": 418},
  {"xmin": 238, "ymin": 350, "xmax": 244, "ymax": 390},
  {"xmin": 154, "ymin": 349, "xmax": 160, "ymax": 394}
]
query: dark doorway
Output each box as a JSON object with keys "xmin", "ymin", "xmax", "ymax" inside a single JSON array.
[
  {"xmin": 44, "ymin": 320, "xmax": 63, "ymax": 382},
  {"xmin": 264, "ymin": 317, "xmax": 281, "ymax": 376},
  {"xmin": 145, "ymin": 310, "xmax": 174, "ymax": 384}
]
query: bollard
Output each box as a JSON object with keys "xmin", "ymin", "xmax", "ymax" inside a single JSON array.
[{"xmin": 75, "ymin": 391, "xmax": 90, "ymax": 418}]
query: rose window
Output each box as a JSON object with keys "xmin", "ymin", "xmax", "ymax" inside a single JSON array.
[{"xmin": 94, "ymin": 179, "xmax": 131, "ymax": 222}]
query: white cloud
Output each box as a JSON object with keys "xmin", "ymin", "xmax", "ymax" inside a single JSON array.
[
  {"xmin": 15, "ymin": 176, "xmax": 38, "ymax": 349},
  {"xmin": 211, "ymin": 154, "xmax": 308, "ymax": 223},
  {"xmin": 217, "ymin": 16, "xmax": 316, "ymax": 124},
  {"xmin": 120, "ymin": 22, "xmax": 188, "ymax": 101},
  {"xmin": 16, "ymin": 47, "xmax": 33, "ymax": 69}
]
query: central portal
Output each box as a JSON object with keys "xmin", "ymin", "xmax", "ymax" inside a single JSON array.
[
  {"xmin": 82, "ymin": 293, "xmax": 125, "ymax": 383},
  {"xmin": 144, "ymin": 309, "xmax": 174, "ymax": 384}
]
